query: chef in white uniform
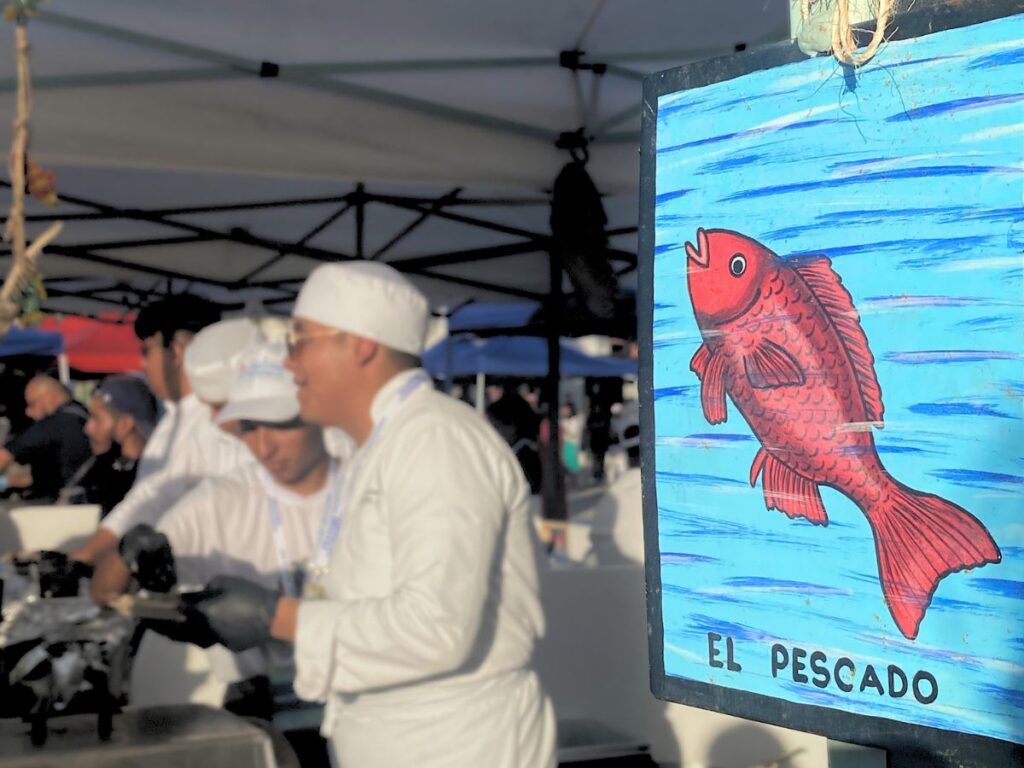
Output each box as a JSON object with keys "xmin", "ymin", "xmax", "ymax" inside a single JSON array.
[
  {"xmin": 104, "ymin": 318, "xmax": 264, "ymax": 531},
  {"xmin": 71, "ymin": 296, "xmax": 220, "ymax": 563},
  {"xmin": 182, "ymin": 262, "xmax": 556, "ymax": 768},
  {"xmin": 127, "ymin": 297, "xmax": 221, "ymax": 483},
  {"xmin": 94, "ymin": 341, "xmax": 333, "ymax": 719},
  {"xmin": 74, "ymin": 316, "xmax": 261, "ymax": 566}
]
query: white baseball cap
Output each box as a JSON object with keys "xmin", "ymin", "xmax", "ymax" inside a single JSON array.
[
  {"xmin": 293, "ymin": 262, "xmax": 429, "ymax": 355},
  {"xmin": 184, "ymin": 318, "xmax": 267, "ymax": 404},
  {"xmin": 216, "ymin": 341, "xmax": 300, "ymax": 425}
]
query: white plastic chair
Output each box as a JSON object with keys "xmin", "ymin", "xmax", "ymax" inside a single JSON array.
[{"xmin": 0, "ymin": 503, "xmax": 101, "ymax": 554}]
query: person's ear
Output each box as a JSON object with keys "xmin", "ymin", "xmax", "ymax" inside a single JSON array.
[
  {"xmin": 169, "ymin": 332, "xmax": 189, "ymax": 370},
  {"xmin": 352, "ymin": 336, "xmax": 379, "ymax": 367},
  {"xmin": 113, "ymin": 415, "xmax": 134, "ymax": 444}
]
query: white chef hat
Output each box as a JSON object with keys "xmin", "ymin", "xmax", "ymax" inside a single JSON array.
[
  {"xmin": 293, "ymin": 262, "xmax": 429, "ymax": 356},
  {"xmin": 216, "ymin": 341, "xmax": 299, "ymax": 426},
  {"xmin": 184, "ymin": 318, "xmax": 268, "ymax": 404}
]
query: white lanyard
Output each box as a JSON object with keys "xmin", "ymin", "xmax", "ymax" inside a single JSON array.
[
  {"xmin": 263, "ymin": 459, "xmax": 339, "ymax": 598},
  {"xmin": 305, "ymin": 371, "xmax": 430, "ymax": 595}
]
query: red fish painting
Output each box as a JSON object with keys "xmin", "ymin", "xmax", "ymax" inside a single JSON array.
[{"xmin": 684, "ymin": 227, "xmax": 1001, "ymax": 640}]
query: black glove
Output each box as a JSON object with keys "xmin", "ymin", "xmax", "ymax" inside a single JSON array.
[
  {"xmin": 119, "ymin": 524, "xmax": 177, "ymax": 593},
  {"xmin": 180, "ymin": 576, "xmax": 280, "ymax": 652}
]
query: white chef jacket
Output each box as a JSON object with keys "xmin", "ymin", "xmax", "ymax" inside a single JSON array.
[
  {"xmin": 102, "ymin": 394, "xmax": 254, "ymax": 538},
  {"xmin": 294, "ymin": 369, "xmax": 556, "ymax": 768},
  {"xmin": 134, "ymin": 399, "xmax": 181, "ymax": 482},
  {"xmin": 157, "ymin": 461, "xmax": 329, "ymax": 682},
  {"xmin": 589, "ymin": 467, "xmax": 645, "ymax": 565}
]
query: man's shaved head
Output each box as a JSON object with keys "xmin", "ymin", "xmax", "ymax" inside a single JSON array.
[
  {"xmin": 24, "ymin": 375, "xmax": 70, "ymax": 421},
  {"xmin": 27, "ymin": 375, "xmax": 66, "ymax": 397}
]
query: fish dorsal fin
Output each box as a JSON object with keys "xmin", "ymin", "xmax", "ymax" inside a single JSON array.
[{"xmin": 793, "ymin": 256, "xmax": 884, "ymax": 422}]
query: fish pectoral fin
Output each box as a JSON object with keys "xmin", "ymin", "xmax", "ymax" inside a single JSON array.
[
  {"xmin": 743, "ymin": 339, "xmax": 805, "ymax": 389},
  {"xmin": 749, "ymin": 447, "xmax": 767, "ymax": 486},
  {"xmin": 755, "ymin": 450, "xmax": 828, "ymax": 525},
  {"xmin": 690, "ymin": 343, "xmax": 712, "ymax": 380},
  {"xmin": 694, "ymin": 345, "xmax": 728, "ymax": 424}
]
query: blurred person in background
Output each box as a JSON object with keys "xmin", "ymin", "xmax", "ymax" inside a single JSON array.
[
  {"xmin": 604, "ymin": 399, "xmax": 639, "ymax": 483},
  {"xmin": 486, "ymin": 380, "xmax": 542, "ymax": 494},
  {"xmin": 559, "ymin": 400, "xmax": 584, "ymax": 480},
  {"xmin": 62, "ymin": 375, "xmax": 159, "ymax": 517},
  {"xmin": 0, "ymin": 366, "xmax": 33, "ymax": 442},
  {"xmin": 70, "ymin": 295, "xmax": 225, "ymax": 564},
  {"xmin": 584, "ymin": 378, "xmax": 618, "ymax": 483},
  {"xmin": 589, "ymin": 416, "xmax": 643, "ymax": 565},
  {"xmin": 0, "ymin": 375, "xmax": 90, "ymax": 502}
]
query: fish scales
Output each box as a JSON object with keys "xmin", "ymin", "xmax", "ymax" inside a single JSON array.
[{"xmin": 721, "ymin": 265, "xmax": 883, "ymax": 499}]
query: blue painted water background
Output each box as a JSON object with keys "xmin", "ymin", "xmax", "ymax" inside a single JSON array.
[{"xmin": 653, "ymin": 16, "xmax": 1024, "ymax": 743}]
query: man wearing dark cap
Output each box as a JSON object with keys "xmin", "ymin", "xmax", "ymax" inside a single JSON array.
[
  {"xmin": 71, "ymin": 294, "xmax": 222, "ymax": 564},
  {"xmin": 0, "ymin": 375, "xmax": 91, "ymax": 502},
  {"xmin": 64, "ymin": 376, "xmax": 159, "ymax": 517}
]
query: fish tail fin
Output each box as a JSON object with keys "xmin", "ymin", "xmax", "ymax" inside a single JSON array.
[{"xmin": 864, "ymin": 480, "xmax": 1001, "ymax": 639}]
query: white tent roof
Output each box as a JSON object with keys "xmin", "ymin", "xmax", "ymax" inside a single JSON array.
[{"xmin": 0, "ymin": 1, "xmax": 790, "ymax": 316}]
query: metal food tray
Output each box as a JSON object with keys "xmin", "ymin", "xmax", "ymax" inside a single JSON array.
[{"xmin": 1, "ymin": 595, "xmax": 136, "ymax": 745}]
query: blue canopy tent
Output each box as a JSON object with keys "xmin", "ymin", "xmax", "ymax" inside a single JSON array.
[
  {"xmin": 446, "ymin": 302, "xmax": 541, "ymax": 336},
  {"xmin": 445, "ymin": 293, "xmax": 636, "ymax": 340},
  {"xmin": 0, "ymin": 328, "xmax": 69, "ymax": 383},
  {"xmin": 424, "ymin": 334, "xmax": 636, "ymax": 412},
  {"xmin": 0, "ymin": 328, "xmax": 64, "ymax": 357},
  {"xmin": 424, "ymin": 334, "xmax": 636, "ymax": 379},
  {"xmin": 441, "ymin": 299, "xmax": 638, "ymax": 516}
]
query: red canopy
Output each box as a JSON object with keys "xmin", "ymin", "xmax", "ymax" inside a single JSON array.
[{"xmin": 40, "ymin": 313, "xmax": 141, "ymax": 374}]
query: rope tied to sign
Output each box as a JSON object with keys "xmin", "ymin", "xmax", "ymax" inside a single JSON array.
[
  {"xmin": 1, "ymin": 0, "xmax": 63, "ymax": 338},
  {"xmin": 802, "ymin": 0, "xmax": 895, "ymax": 67}
]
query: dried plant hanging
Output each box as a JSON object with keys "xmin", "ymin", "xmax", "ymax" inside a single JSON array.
[
  {"xmin": 800, "ymin": 0, "xmax": 895, "ymax": 67},
  {"xmin": 1, "ymin": 0, "xmax": 62, "ymax": 338}
]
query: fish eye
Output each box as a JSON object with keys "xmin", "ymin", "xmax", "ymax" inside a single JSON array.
[{"xmin": 729, "ymin": 253, "xmax": 747, "ymax": 277}]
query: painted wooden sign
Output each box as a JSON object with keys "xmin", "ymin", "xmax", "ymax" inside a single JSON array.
[{"xmin": 639, "ymin": 4, "xmax": 1024, "ymax": 760}]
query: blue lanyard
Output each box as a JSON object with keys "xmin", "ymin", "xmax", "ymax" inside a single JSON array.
[
  {"xmin": 264, "ymin": 459, "xmax": 339, "ymax": 597},
  {"xmin": 306, "ymin": 371, "xmax": 430, "ymax": 590}
]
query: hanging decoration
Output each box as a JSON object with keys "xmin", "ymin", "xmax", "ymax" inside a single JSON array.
[
  {"xmin": 1, "ymin": 0, "xmax": 62, "ymax": 338},
  {"xmin": 797, "ymin": 0, "xmax": 895, "ymax": 67}
]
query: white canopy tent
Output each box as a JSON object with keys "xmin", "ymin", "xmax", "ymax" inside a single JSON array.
[{"xmin": 0, "ymin": 0, "xmax": 790, "ymax": 316}]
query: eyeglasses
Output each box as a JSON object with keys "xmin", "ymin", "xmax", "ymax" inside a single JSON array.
[{"xmin": 285, "ymin": 325, "xmax": 346, "ymax": 357}]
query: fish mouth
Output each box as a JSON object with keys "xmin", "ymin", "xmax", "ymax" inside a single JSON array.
[{"xmin": 684, "ymin": 227, "xmax": 710, "ymax": 268}]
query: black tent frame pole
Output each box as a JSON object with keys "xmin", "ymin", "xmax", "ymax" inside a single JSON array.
[
  {"xmin": 542, "ymin": 244, "xmax": 566, "ymax": 522},
  {"xmin": 0, "ymin": 180, "xmax": 634, "ymax": 311}
]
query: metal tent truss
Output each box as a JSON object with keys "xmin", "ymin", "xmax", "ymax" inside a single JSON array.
[{"xmin": 0, "ymin": 179, "xmax": 637, "ymax": 318}]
